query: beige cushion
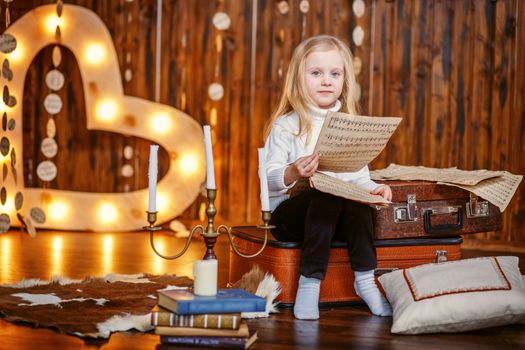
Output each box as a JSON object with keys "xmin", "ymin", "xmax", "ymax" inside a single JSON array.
[{"xmin": 378, "ymin": 256, "xmax": 525, "ymax": 334}]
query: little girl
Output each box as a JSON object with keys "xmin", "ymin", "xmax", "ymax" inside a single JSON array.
[{"xmin": 263, "ymin": 35, "xmax": 393, "ymax": 320}]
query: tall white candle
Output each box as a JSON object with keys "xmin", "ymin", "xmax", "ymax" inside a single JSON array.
[
  {"xmin": 193, "ymin": 259, "xmax": 218, "ymax": 296},
  {"xmin": 258, "ymin": 148, "xmax": 270, "ymax": 211},
  {"xmin": 203, "ymin": 125, "xmax": 216, "ymax": 189},
  {"xmin": 148, "ymin": 144, "xmax": 159, "ymax": 212}
]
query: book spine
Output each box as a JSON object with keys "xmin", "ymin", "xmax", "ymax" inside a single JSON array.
[
  {"xmin": 178, "ymin": 300, "xmax": 265, "ymax": 315},
  {"xmin": 151, "ymin": 312, "xmax": 240, "ymax": 329},
  {"xmin": 160, "ymin": 336, "xmax": 245, "ymax": 349}
]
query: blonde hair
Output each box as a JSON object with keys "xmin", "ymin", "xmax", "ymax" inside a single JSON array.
[{"xmin": 264, "ymin": 35, "xmax": 360, "ymax": 143}]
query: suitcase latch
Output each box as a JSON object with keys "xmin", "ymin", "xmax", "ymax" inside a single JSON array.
[
  {"xmin": 393, "ymin": 194, "xmax": 418, "ymax": 223},
  {"xmin": 466, "ymin": 193, "xmax": 490, "ymax": 218},
  {"xmin": 435, "ymin": 250, "xmax": 448, "ymax": 263}
]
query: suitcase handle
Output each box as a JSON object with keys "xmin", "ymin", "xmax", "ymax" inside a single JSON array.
[{"xmin": 423, "ymin": 207, "xmax": 463, "ymax": 234}]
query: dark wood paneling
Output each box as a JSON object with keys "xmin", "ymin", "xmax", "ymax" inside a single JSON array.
[{"xmin": 5, "ymin": 0, "xmax": 525, "ymax": 245}]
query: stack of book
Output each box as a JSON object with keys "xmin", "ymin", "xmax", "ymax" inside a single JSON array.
[{"xmin": 152, "ymin": 288, "xmax": 266, "ymax": 349}]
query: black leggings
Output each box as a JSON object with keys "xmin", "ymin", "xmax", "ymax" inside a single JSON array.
[{"xmin": 270, "ymin": 188, "xmax": 377, "ymax": 280}]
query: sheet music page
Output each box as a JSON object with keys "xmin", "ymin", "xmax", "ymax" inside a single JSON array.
[
  {"xmin": 309, "ymin": 172, "xmax": 390, "ymax": 206},
  {"xmin": 370, "ymin": 163, "xmax": 504, "ymax": 186},
  {"xmin": 313, "ymin": 112, "xmax": 402, "ymax": 173},
  {"xmin": 438, "ymin": 172, "xmax": 523, "ymax": 212}
]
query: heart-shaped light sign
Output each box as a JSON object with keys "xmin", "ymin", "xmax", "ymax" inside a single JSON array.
[{"xmin": 2, "ymin": 4, "xmax": 204, "ymax": 231}]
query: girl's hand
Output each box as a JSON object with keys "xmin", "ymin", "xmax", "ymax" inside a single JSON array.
[
  {"xmin": 284, "ymin": 153, "xmax": 319, "ymax": 186},
  {"xmin": 371, "ymin": 184, "xmax": 392, "ymax": 201}
]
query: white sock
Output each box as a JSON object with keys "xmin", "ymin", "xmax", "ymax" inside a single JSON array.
[
  {"xmin": 354, "ymin": 270, "xmax": 392, "ymax": 316},
  {"xmin": 293, "ymin": 275, "xmax": 321, "ymax": 320}
]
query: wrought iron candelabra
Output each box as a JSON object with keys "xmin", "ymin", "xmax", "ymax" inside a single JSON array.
[{"xmin": 144, "ymin": 188, "xmax": 273, "ymax": 260}]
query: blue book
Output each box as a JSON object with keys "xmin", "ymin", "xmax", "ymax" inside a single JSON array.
[{"xmin": 157, "ymin": 288, "xmax": 266, "ymax": 315}]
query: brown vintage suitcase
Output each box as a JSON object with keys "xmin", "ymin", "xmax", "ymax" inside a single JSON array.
[
  {"xmin": 229, "ymin": 226, "xmax": 462, "ymax": 305},
  {"xmin": 373, "ymin": 181, "xmax": 502, "ymax": 239}
]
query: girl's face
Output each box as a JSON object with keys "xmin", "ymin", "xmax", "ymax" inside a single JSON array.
[{"xmin": 304, "ymin": 49, "xmax": 344, "ymax": 109}]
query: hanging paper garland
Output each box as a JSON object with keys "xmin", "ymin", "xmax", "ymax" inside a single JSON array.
[
  {"xmin": 299, "ymin": 0, "xmax": 309, "ymax": 38},
  {"xmin": 121, "ymin": 0, "xmax": 137, "ymax": 191},
  {"xmin": 0, "ymin": 0, "xmax": 17, "ymax": 233},
  {"xmin": 32, "ymin": 1, "xmax": 65, "ymax": 229},
  {"xmin": 351, "ymin": 0, "xmax": 366, "ymax": 102}
]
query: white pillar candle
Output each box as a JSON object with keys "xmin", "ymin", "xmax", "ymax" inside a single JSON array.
[
  {"xmin": 148, "ymin": 144, "xmax": 159, "ymax": 212},
  {"xmin": 203, "ymin": 125, "xmax": 216, "ymax": 189},
  {"xmin": 258, "ymin": 148, "xmax": 270, "ymax": 211},
  {"xmin": 193, "ymin": 259, "xmax": 218, "ymax": 296}
]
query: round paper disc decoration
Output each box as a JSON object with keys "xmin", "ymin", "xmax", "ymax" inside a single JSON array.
[
  {"xmin": 46, "ymin": 118, "xmax": 56, "ymax": 138},
  {"xmin": 7, "ymin": 118, "xmax": 15, "ymax": 131},
  {"xmin": 44, "ymin": 93, "xmax": 63, "ymax": 114},
  {"xmin": 52, "ymin": 45, "xmax": 62, "ymax": 67},
  {"xmin": 352, "ymin": 25, "xmax": 365, "ymax": 47},
  {"xmin": 6, "ymin": 95, "xmax": 16, "ymax": 108},
  {"xmin": 0, "ymin": 187, "xmax": 6, "ymax": 205},
  {"xmin": 212, "ymin": 12, "xmax": 231, "ymax": 31},
  {"xmin": 2, "ymin": 59, "xmax": 12, "ymax": 81},
  {"xmin": 10, "ymin": 148, "xmax": 16, "ymax": 166},
  {"xmin": 2, "ymin": 85, "xmax": 9, "ymax": 105},
  {"xmin": 299, "ymin": 0, "xmax": 310, "ymax": 13},
  {"xmin": 30, "ymin": 207, "xmax": 46, "ymax": 224},
  {"xmin": 121, "ymin": 164, "xmax": 134, "ymax": 177},
  {"xmin": 14, "ymin": 191, "xmax": 23, "ymax": 211},
  {"xmin": 123, "ymin": 145, "xmax": 133, "ymax": 159},
  {"xmin": 0, "ymin": 33, "xmax": 17, "ymax": 54},
  {"xmin": 352, "ymin": 0, "xmax": 365, "ymax": 18},
  {"xmin": 208, "ymin": 83, "xmax": 224, "ymax": 101},
  {"xmin": 45, "ymin": 69, "xmax": 65, "ymax": 91},
  {"xmin": 0, "ymin": 213, "xmax": 10, "ymax": 233},
  {"xmin": 41, "ymin": 137, "xmax": 58, "ymax": 158},
  {"xmin": 277, "ymin": 1, "xmax": 289, "ymax": 15},
  {"xmin": 36, "ymin": 160, "xmax": 57, "ymax": 181},
  {"xmin": 0, "ymin": 136, "xmax": 9, "ymax": 156},
  {"xmin": 124, "ymin": 68, "xmax": 132, "ymax": 82},
  {"xmin": 18, "ymin": 214, "xmax": 36, "ymax": 237}
]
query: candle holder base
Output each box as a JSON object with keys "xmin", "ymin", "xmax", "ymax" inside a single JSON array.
[
  {"xmin": 147, "ymin": 190, "xmax": 272, "ymax": 260},
  {"xmin": 256, "ymin": 224, "xmax": 275, "ymax": 230},
  {"xmin": 143, "ymin": 225, "xmax": 162, "ymax": 231}
]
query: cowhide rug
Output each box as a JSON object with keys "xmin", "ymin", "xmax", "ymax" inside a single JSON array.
[
  {"xmin": 0, "ymin": 273, "xmax": 192, "ymax": 338},
  {"xmin": 0, "ymin": 268, "xmax": 281, "ymax": 339}
]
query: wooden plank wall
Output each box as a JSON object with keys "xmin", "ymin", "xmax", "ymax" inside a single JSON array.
[{"xmin": 6, "ymin": 0, "xmax": 525, "ymax": 245}]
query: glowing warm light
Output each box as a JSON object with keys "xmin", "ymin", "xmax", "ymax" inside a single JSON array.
[
  {"xmin": 1, "ymin": 237, "xmax": 11, "ymax": 282},
  {"xmin": 102, "ymin": 235, "xmax": 113, "ymax": 275},
  {"xmin": 97, "ymin": 203, "xmax": 118, "ymax": 223},
  {"xmin": 1, "ymin": 196, "xmax": 15, "ymax": 216},
  {"xmin": 156, "ymin": 192, "xmax": 169, "ymax": 212},
  {"xmin": 0, "ymin": 154, "xmax": 10, "ymax": 166},
  {"xmin": 96, "ymin": 99, "xmax": 118, "ymax": 122},
  {"xmin": 0, "ymin": 100, "xmax": 7, "ymax": 113},
  {"xmin": 7, "ymin": 45, "xmax": 24, "ymax": 62},
  {"xmin": 45, "ymin": 15, "xmax": 63, "ymax": 34},
  {"xmin": 51, "ymin": 236, "xmax": 63, "ymax": 277},
  {"xmin": 150, "ymin": 113, "xmax": 173, "ymax": 134},
  {"xmin": 49, "ymin": 200, "xmax": 69, "ymax": 221},
  {"xmin": 178, "ymin": 153, "xmax": 199, "ymax": 175},
  {"xmin": 84, "ymin": 43, "xmax": 106, "ymax": 64}
]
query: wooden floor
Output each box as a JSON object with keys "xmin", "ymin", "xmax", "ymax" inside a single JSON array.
[{"xmin": 0, "ymin": 229, "xmax": 524, "ymax": 350}]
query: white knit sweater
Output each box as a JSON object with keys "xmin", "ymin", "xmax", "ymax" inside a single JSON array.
[{"xmin": 264, "ymin": 100, "xmax": 379, "ymax": 211}]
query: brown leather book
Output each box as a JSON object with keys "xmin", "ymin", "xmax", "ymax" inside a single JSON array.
[
  {"xmin": 150, "ymin": 305, "xmax": 241, "ymax": 329},
  {"xmin": 155, "ymin": 322, "xmax": 249, "ymax": 337}
]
